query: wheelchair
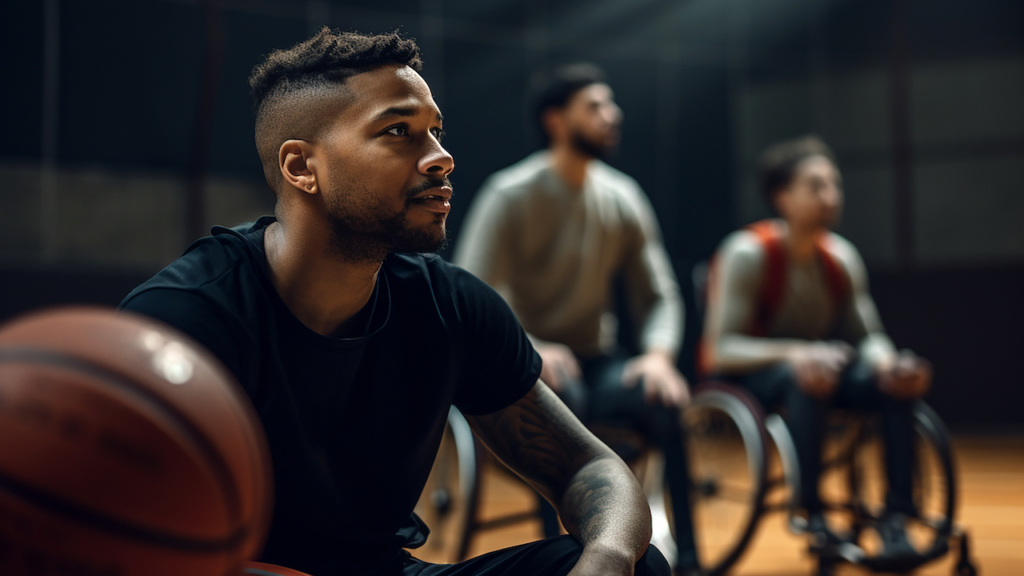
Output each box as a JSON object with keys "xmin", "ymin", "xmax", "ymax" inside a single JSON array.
[
  {"xmin": 416, "ymin": 380, "xmax": 977, "ymax": 576},
  {"xmin": 649, "ymin": 380, "xmax": 977, "ymax": 576}
]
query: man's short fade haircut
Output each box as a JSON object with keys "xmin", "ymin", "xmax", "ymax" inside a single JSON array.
[
  {"xmin": 757, "ymin": 135, "xmax": 837, "ymax": 208},
  {"xmin": 528, "ymin": 62, "xmax": 607, "ymax": 146},
  {"xmin": 249, "ymin": 27, "xmax": 422, "ymax": 112},
  {"xmin": 249, "ymin": 27, "xmax": 423, "ymax": 190}
]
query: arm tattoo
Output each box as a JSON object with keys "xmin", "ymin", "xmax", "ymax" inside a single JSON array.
[
  {"xmin": 468, "ymin": 383, "xmax": 651, "ymax": 555},
  {"xmin": 561, "ymin": 465, "xmax": 616, "ymax": 539},
  {"xmin": 468, "ymin": 383, "xmax": 594, "ymax": 500}
]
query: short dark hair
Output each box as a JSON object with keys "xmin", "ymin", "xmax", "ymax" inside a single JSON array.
[
  {"xmin": 249, "ymin": 28, "xmax": 423, "ymax": 189},
  {"xmin": 529, "ymin": 62, "xmax": 607, "ymax": 146},
  {"xmin": 757, "ymin": 135, "xmax": 837, "ymax": 208},
  {"xmin": 249, "ymin": 27, "xmax": 422, "ymax": 113}
]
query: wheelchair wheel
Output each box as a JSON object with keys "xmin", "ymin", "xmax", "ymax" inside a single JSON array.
[
  {"xmin": 414, "ymin": 406, "xmax": 478, "ymax": 563},
  {"xmin": 681, "ymin": 383, "xmax": 770, "ymax": 576},
  {"xmin": 848, "ymin": 401, "xmax": 957, "ymax": 572}
]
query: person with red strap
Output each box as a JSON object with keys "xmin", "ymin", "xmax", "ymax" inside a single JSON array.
[{"xmin": 700, "ymin": 136, "xmax": 931, "ymax": 560}]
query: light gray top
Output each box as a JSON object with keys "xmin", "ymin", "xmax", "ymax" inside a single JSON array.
[
  {"xmin": 453, "ymin": 151, "xmax": 683, "ymax": 357},
  {"xmin": 703, "ymin": 224, "xmax": 895, "ymax": 374}
]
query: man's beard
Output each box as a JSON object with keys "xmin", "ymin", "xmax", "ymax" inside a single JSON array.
[
  {"xmin": 571, "ymin": 130, "xmax": 615, "ymax": 161},
  {"xmin": 324, "ymin": 183, "xmax": 449, "ymax": 263}
]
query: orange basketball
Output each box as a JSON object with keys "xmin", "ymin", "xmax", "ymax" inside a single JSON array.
[{"xmin": 0, "ymin": 307, "xmax": 273, "ymax": 575}]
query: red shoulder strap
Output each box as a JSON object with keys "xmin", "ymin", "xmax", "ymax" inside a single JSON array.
[
  {"xmin": 747, "ymin": 220, "xmax": 786, "ymax": 337},
  {"xmin": 696, "ymin": 220, "xmax": 783, "ymax": 378},
  {"xmin": 814, "ymin": 233, "xmax": 851, "ymax": 307},
  {"xmin": 698, "ymin": 224, "xmax": 851, "ymax": 378}
]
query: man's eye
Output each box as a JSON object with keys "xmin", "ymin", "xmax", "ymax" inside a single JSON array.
[
  {"xmin": 386, "ymin": 126, "xmax": 408, "ymax": 136},
  {"xmin": 432, "ymin": 129, "xmax": 446, "ymax": 142}
]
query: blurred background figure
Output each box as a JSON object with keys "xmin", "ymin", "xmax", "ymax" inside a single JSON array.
[
  {"xmin": 453, "ymin": 62, "xmax": 698, "ymax": 575},
  {"xmin": 699, "ymin": 135, "xmax": 930, "ymax": 560}
]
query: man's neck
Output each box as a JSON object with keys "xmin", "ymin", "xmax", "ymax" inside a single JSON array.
[
  {"xmin": 781, "ymin": 219, "xmax": 826, "ymax": 264},
  {"xmin": 264, "ymin": 219, "xmax": 381, "ymax": 337},
  {"xmin": 548, "ymin": 143, "xmax": 592, "ymax": 190}
]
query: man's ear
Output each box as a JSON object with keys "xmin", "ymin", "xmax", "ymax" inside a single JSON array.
[
  {"xmin": 772, "ymin": 187, "xmax": 790, "ymax": 218},
  {"xmin": 279, "ymin": 139, "xmax": 318, "ymax": 194},
  {"xmin": 542, "ymin": 107, "xmax": 565, "ymax": 144}
]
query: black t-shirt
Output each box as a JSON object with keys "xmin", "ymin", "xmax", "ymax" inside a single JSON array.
[{"xmin": 120, "ymin": 217, "xmax": 541, "ymax": 574}]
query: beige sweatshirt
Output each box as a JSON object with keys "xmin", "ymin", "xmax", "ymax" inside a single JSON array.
[{"xmin": 453, "ymin": 151, "xmax": 683, "ymax": 358}]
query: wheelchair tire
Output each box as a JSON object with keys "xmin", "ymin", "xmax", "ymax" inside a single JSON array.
[
  {"xmin": 414, "ymin": 406, "xmax": 479, "ymax": 563},
  {"xmin": 848, "ymin": 401, "xmax": 958, "ymax": 572},
  {"xmin": 683, "ymin": 382, "xmax": 770, "ymax": 576}
]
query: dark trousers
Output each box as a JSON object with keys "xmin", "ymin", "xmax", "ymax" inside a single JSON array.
[
  {"xmin": 400, "ymin": 536, "xmax": 670, "ymax": 576},
  {"xmin": 732, "ymin": 359, "xmax": 916, "ymax": 516},
  {"xmin": 539, "ymin": 353, "xmax": 698, "ymax": 571}
]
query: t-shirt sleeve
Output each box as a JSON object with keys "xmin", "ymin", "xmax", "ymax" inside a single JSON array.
[
  {"xmin": 119, "ymin": 288, "xmax": 249, "ymax": 390},
  {"xmin": 447, "ymin": 265, "xmax": 542, "ymax": 415}
]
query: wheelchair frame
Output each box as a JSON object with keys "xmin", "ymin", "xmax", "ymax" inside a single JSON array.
[{"xmin": 679, "ymin": 381, "xmax": 977, "ymax": 576}]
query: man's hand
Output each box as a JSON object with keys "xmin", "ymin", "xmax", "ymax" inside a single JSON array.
[
  {"xmin": 787, "ymin": 341, "xmax": 854, "ymax": 399},
  {"xmin": 537, "ymin": 342, "xmax": 583, "ymax": 392},
  {"xmin": 877, "ymin": 350, "xmax": 932, "ymax": 400},
  {"xmin": 622, "ymin": 350, "xmax": 690, "ymax": 407}
]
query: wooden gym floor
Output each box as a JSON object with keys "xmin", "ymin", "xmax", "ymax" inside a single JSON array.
[{"xmin": 413, "ymin": 434, "xmax": 1024, "ymax": 575}]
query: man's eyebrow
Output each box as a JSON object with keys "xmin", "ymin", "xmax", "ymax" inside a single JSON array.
[{"xmin": 373, "ymin": 107, "xmax": 444, "ymax": 123}]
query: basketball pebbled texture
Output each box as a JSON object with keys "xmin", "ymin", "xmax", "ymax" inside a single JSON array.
[{"xmin": 0, "ymin": 307, "xmax": 273, "ymax": 576}]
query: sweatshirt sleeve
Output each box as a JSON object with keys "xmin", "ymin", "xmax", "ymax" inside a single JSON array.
[{"xmin": 620, "ymin": 180, "xmax": 685, "ymax": 356}]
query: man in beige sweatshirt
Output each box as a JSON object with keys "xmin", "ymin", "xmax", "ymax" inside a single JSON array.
[{"xmin": 454, "ymin": 63, "xmax": 697, "ymax": 575}]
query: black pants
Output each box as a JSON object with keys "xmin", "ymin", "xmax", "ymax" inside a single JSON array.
[
  {"xmin": 540, "ymin": 353, "xmax": 698, "ymax": 571},
  {"xmin": 403, "ymin": 536, "xmax": 670, "ymax": 576},
  {"xmin": 731, "ymin": 359, "xmax": 916, "ymax": 516}
]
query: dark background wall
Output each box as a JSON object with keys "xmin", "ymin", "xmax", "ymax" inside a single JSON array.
[{"xmin": 1, "ymin": 0, "xmax": 1021, "ymax": 430}]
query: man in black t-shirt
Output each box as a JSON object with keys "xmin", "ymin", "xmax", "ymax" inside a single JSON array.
[{"xmin": 121, "ymin": 28, "xmax": 668, "ymax": 576}]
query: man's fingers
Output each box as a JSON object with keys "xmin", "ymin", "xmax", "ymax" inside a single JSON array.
[
  {"xmin": 540, "ymin": 365, "xmax": 562, "ymax": 392},
  {"xmin": 562, "ymin": 355, "xmax": 583, "ymax": 380},
  {"xmin": 647, "ymin": 373, "xmax": 690, "ymax": 408},
  {"xmin": 807, "ymin": 363, "xmax": 827, "ymax": 393},
  {"xmin": 666, "ymin": 378, "xmax": 688, "ymax": 408},
  {"xmin": 621, "ymin": 362, "xmax": 642, "ymax": 389},
  {"xmin": 644, "ymin": 379, "xmax": 660, "ymax": 404},
  {"xmin": 678, "ymin": 375, "xmax": 693, "ymax": 406},
  {"xmin": 802, "ymin": 362, "xmax": 835, "ymax": 399},
  {"xmin": 836, "ymin": 341, "xmax": 855, "ymax": 358}
]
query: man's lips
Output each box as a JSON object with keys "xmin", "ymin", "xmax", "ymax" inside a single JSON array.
[
  {"xmin": 410, "ymin": 185, "xmax": 453, "ymax": 214},
  {"xmin": 411, "ymin": 184, "xmax": 452, "ymax": 202}
]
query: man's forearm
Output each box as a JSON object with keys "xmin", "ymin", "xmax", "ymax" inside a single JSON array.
[
  {"xmin": 637, "ymin": 284, "xmax": 684, "ymax": 360},
  {"xmin": 712, "ymin": 334, "xmax": 810, "ymax": 373},
  {"xmin": 560, "ymin": 455, "xmax": 652, "ymax": 565},
  {"xmin": 466, "ymin": 383, "xmax": 653, "ymax": 572},
  {"xmin": 642, "ymin": 346, "xmax": 677, "ymax": 364}
]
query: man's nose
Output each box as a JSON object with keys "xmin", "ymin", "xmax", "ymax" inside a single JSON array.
[
  {"xmin": 418, "ymin": 140, "xmax": 454, "ymax": 177},
  {"xmin": 604, "ymin": 102, "xmax": 623, "ymax": 126},
  {"xmin": 823, "ymin": 185, "xmax": 841, "ymax": 206}
]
